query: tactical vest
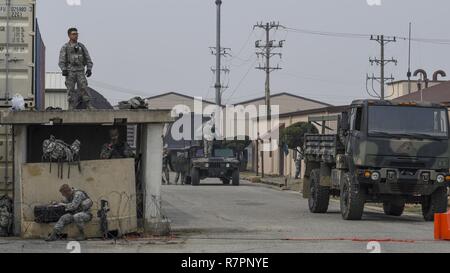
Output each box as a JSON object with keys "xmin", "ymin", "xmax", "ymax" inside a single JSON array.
[
  {"xmin": 65, "ymin": 43, "xmax": 88, "ymax": 69},
  {"xmin": 70, "ymin": 189, "xmax": 93, "ymax": 213}
]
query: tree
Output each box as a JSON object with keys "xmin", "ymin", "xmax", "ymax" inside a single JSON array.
[
  {"xmin": 221, "ymin": 136, "xmax": 251, "ymax": 154},
  {"xmin": 280, "ymin": 122, "xmax": 319, "ymax": 154}
]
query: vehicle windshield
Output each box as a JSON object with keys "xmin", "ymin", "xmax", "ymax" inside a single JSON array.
[
  {"xmin": 368, "ymin": 106, "xmax": 448, "ymax": 138},
  {"xmin": 213, "ymin": 148, "xmax": 235, "ymax": 158}
]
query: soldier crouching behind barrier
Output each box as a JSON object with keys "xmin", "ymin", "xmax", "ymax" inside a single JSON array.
[
  {"xmin": 100, "ymin": 128, "xmax": 135, "ymax": 160},
  {"xmin": 59, "ymin": 27, "xmax": 94, "ymax": 110},
  {"xmin": 46, "ymin": 184, "xmax": 93, "ymax": 242}
]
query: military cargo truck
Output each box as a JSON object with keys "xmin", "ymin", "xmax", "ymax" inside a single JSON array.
[{"xmin": 303, "ymin": 100, "xmax": 450, "ymax": 221}]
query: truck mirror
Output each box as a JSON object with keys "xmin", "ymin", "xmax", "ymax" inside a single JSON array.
[{"xmin": 340, "ymin": 112, "xmax": 350, "ymax": 131}]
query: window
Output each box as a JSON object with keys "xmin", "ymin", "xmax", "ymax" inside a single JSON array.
[
  {"xmin": 368, "ymin": 106, "xmax": 448, "ymax": 138},
  {"xmin": 350, "ymin": 107, "xmax": 362, "ymax": 131}
]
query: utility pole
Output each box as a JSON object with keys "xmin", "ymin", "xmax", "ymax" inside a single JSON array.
[
  {"xmin": 254, "ymin": 22, "xmax": 284, "ymax": 120},
  {"xmin": 407, "ymin": 23, "xmax": 412, "ymax": 94},
  {"xmin": 254, "ymin": 22, "xmax": 284, "ymax": 178},
  {"xmin": 368, "ymin": 35, "xmax": 397, "ymax": 100},
  {"xmin": 210, "ymin": 0, "xmax": 230, "ymax": 107}
]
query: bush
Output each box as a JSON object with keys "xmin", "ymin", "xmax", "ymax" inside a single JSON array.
[{"xmin": 280, "ymin": 122, "xmax": 319, "ymax": 153}]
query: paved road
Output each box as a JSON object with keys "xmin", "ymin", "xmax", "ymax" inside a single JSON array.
[
  {"xmin": 159, "ymin": 178, "xmax": 450, "ymax": 253},
  {"xmin": 1, "ymin": 178, "xmax": 449, "ymax": 253}
]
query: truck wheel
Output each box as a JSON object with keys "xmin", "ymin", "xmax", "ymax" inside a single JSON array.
[
  {"xmin": 221, "ymin": 178, "xmax": 230, "ymax": 185},
  {"xmin": 422, "ymin": 187, "xmax": 448, "ymax": 222},
  {"xmin": 308, "ymin": 169, "xmax": 330, "ymax": 213},
  {"xmin": 383, "ymin": 200, "xmax": 405, "ymax": 216},
  {"xmin": 191, "ymin": 168, "xmax": 200, "ymax": 186},
  {"xmin": 340, "ymin": 173, "xmax": 365, "ymax": 220},
  {"xmin": 232, "ymin": 169, "xmax": 240, "ymax": 186}
]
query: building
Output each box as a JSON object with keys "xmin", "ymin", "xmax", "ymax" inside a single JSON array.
[
  {"xmin": 236, "ymin": 92, "xmax": 332, "ymax": 115},
  {"xmin": 254, "ymin": 105, "xmax": 347, "ymax": 178},
  {"xmin": 145, "ymin": 92, "xmax": 219, "ymax": 112},
  {"xmin": 45, "ymin": 72, "xmax": 113, "ymax": 110},
  {"xmin": 387, "ymin": 80, "xmax": 446, "ymax": 100},
  {"xmin": 232, "ymin": 93, "xmax": 333, "ymax": 174},
  {"xmin": 387, "ymin": 70, "xmax": 448, "ymax": 100},
  {"xmin": 393, "ymin": 80, "xmax": 450, "ymax": 104},
  {"xmin": 140, "ymin": 91, "xmax": 334, "ymax": 176}
]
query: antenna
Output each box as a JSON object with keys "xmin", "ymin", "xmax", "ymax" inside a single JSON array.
[{"xmin": 407, "ymin": 23, "xmax": 412, "ymax": 94}]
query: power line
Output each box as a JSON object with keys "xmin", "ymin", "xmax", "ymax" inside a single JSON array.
[
  {"xmin": 285, "ymin": 27, "xmax": 370, "ymax": 39},
  {"xmin": 285, "ymin": 26, "xmax": 450, "ymax": 46},
  {"xmin": 254, "ymin": 21, "xmax": 285, "ymax": 120},
  {"xmin": 367, "ymin": 35, "xmax": 398, "ymax": 100},
  {"xmin": 90, "ymin": 80, "xmax": 153, "ymax": 97},
  {"xmin": 225, "ymin": 58, "xmax": 258, "ymax": 104},
  {"xmin": 228, "ymin": 29, "xmax": 255, "ymax": 62}
]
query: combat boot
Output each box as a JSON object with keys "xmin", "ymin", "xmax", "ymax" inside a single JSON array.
[
  {"xmin": 76, "ymin": 227, "xmax": 86, "ymax": 241},
  {"xmin": 45, "ymin": 230, "xmax": 61, "ymax": 242}
]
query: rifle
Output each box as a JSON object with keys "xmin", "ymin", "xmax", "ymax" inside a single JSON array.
[{"xmin": 97, "ymin": 200, "xmax": 110, "ymax": 240}]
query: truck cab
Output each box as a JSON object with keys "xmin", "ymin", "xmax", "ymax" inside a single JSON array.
[{"xmin": 304, "ymin": 100, "xmax": 450, "ymax": 221}]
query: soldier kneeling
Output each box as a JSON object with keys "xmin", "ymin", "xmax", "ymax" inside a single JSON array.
[{"xmin": 46, "ymin": 184, "xmax": 93, "ymax": 242}]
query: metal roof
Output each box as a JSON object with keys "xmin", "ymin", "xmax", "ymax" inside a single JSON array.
[
  {"xmin": 45, "ymin": 72, "xmax": 67, "ymax": 90},
  {"xmin": 393, "ymin": 81, "xmax": 450, "ymax": 105}
]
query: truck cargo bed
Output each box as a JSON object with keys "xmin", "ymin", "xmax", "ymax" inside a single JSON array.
[{"xmin": 304, "ymin": 134, "xmax": 340, "ymax": 163}]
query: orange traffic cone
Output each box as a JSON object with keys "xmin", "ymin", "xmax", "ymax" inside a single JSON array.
[{"xmin": 435, "ymin": 212, "xmax": 450, "ymax": 241}]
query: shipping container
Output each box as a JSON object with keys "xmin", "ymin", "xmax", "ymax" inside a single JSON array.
[
  {"xmin": 34, "ymin": 19, "xmax": 45, "ymax": 111},
  {"xmin": 0, "ymin": 0, "xmax": 39, "ymax": 109}
]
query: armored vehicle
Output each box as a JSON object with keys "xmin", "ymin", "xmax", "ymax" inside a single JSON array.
[
  {"xmin": 164, "ymin": 114, "xmax": 241, "ymax": 186},
  {"xmin": 303, "ymin": 100, "xmax": 450, "ymax": 221},
  {"xmin": 190, "ymin": 145, "xmax": 240, "ymax": 186}
]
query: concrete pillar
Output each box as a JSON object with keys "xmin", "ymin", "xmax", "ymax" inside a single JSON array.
[
  {"xmin": 141, "ymin": 124, "xmax": 170, "ymax": 235},
  {"xmin": 13, "ymin": 126, "xmax": 26, "ymax": 236}
]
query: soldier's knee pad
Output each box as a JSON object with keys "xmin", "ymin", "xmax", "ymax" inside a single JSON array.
[
  {"xmin": 59, "ymin": 214, "xmax": 73, "ymax": 223},
  {"xmin": 73, "ymin": 213, "xmax": 84, "ymax": 222}
]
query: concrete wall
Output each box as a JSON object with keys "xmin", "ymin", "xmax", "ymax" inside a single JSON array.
[{"xmin": 19, "ymin": 159, "xmax": 137, "ymax": 239}]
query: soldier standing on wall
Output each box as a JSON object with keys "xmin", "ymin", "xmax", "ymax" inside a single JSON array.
[{"xmin": 59, "ymin": 27, "xmax": 94, "ymax": 110}]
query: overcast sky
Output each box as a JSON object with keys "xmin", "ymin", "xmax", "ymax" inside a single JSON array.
[{"xmin": 37, "ymin": 0, "xmax": 450, "ymax": 106}]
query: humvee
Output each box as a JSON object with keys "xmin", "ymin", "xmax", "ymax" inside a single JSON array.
[
  {"xmin": 303, "ymin": 99, "xmax": 450, "ymax": 221},
  {"xmin": 164, "ymin": 114, "xmax": 240, "ymax": 186},
  {"xmin": 190, "ymin": 145, "xmax": 241, "ymax": 186}
]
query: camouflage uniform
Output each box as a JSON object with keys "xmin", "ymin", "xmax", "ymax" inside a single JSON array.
[
  {"xmin": 162, "ymin": 153, "xmax": 170, "ymax": 184},
  {"xmin": 100, "ymin": 142, "xmax": 135, "ymax": 160},
  {"xmin": 58, "ymin": 42, "xmax": 94, "ymax": 110},
  {"xmin": 294, "ymin": 152, "xmax": 303, "ymax": 180},
  {"xmin": 53, "ymin": 189, "xmax": 93, "ymax": 235}
]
